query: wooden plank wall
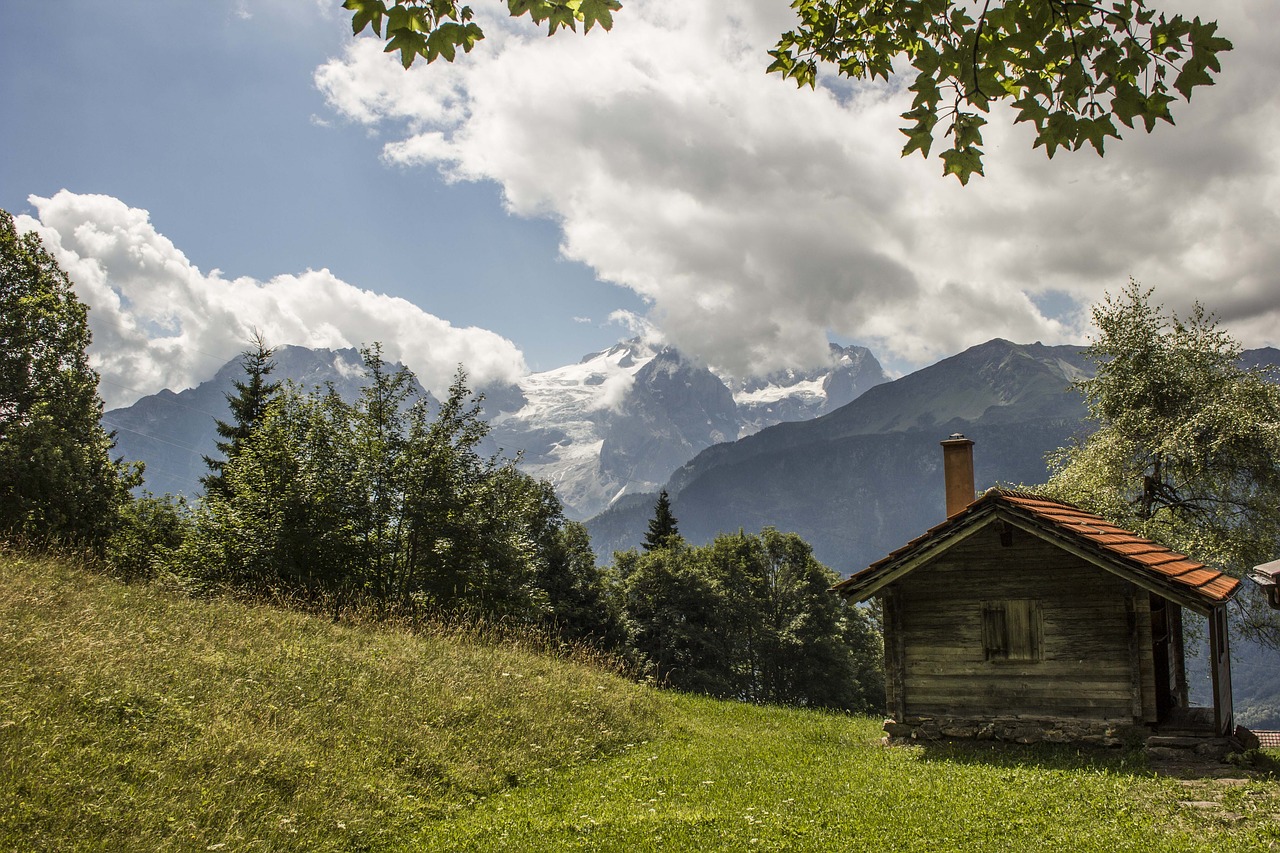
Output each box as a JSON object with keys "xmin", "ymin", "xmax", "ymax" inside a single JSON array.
[
  {"xmin": 892, "ymin": 523, "xmax": 1148, "ymax": 721},
  {"xmin": 1132, "ymin": 593, "xmax": 1157, "ymax": 722}
]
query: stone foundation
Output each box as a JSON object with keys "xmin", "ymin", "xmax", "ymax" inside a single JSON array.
[
  {"xmin": 882, "ymin": 715, "xmax": 1141, "ymax": 747},
  {"xmin": 884, "ymin": 715, "xmax": 1251, "ymax": 761}
]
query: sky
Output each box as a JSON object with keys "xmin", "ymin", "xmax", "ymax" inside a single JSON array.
[{"xmin": 3, "ymin": 0, "xmax": 1279, "ymax": 409}]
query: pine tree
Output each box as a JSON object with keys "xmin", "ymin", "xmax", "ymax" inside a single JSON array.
[
  {"xmin": 351, "ymin": 343, "xmax": 415, "ymax": 599},
  {"xmin": 642, "ymin": 489, "xmax": 680, "ymax": 552},
  {"xmin": 201, "ymin": 335, "xmax": 279, "ymax": 499}
]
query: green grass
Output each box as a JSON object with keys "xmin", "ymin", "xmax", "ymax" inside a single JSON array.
[
  {"xmin": 420, "ymin": 702, "xmax": 1280, "ymax": 852},
  {"xmin": 2, "ymin": 550, "xmax": 1278, "ymax": 851}
]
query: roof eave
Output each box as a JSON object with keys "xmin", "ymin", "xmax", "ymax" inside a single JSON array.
[
  {"xmin": 995, "ymin": 508, "xmax": 1237, "ymax": 616},
  {"xmin": 833, "ymin": 499, "xmax": 1002, "ymax": 601}
]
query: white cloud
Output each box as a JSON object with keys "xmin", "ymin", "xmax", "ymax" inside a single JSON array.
[
  {"xmin": 16, "ymin": 191, "xmax": 527, "ymax": 408},
  {"xmin": 588, "ymin": 370, "xmax": 637, "ymax": 413},
  {"xmin": 316, "ymin": 0, "xmax": 1280, "ymax": 375},
  {"xmin": 607, "ymin": 309, "xmax": 663, "ymax": 347}
]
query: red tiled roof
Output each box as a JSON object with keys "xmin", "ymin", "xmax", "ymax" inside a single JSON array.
[
  {"xmin": 1256, "ymin": 730, "xmax": 1280, "ymax": 749},
  {"xmin": 997, "ymin": 492, "xmax": 1239, "ymax": 603},
  {"xmin": 834, "ymin": 489, "xmax": 1241, "ymax": 608}
]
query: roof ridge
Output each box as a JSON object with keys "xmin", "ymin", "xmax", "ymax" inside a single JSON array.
[{"xmin": 983, "ymin": 486, "xmax": 1081, "ymax": 508}]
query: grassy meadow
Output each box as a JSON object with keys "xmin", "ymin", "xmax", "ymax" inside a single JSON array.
[{"xmin": 1, "ymin": 550, "xmax": 1278, "ymax": 851}]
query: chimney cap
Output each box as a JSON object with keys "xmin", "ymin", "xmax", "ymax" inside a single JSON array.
[{"xmin": 941, "ymin": 433, "xmax": 974, "ymax": 446}]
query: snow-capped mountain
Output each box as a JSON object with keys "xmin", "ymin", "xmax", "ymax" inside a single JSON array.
[
  {"xmin": 731, "ymin": 345, "xmax": 887, "ymax": 435},
  {"xmin": 105, "ymin": 339, "xmax": 886, "ymax": 519},
  {"xmin": 485, "ymin": 339, "xmax": 658, "ymax": 518},
  {"xmin": 486, "ymin": 339, "xmax": 886, "ymax": 519}
]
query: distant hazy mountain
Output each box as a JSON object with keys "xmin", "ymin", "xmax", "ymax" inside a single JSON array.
[
  {"xmin": 1242, "ymin": 346, "xmax": 1280, "ymax": 371},
  {"xmin": 588, "ymin": 341, "xmax": 1280, "ymax": 569},
  {"xmin": 105, "ymin": 346, "xmax": 425, "ymax": 499}
]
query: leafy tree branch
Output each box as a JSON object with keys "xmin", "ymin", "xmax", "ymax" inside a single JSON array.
[{"xmin": 342, "ymin": 0, "xmax": 622, "ymax": 68}]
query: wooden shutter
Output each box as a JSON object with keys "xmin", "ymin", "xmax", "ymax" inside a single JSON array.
[
  {"xmin": 983, "ymin": 600, "xmax": 1042, "ymax": 662},
  {"xmin": 1005, "ymin": 599, "xmax": 1042, "ymax": 661}
]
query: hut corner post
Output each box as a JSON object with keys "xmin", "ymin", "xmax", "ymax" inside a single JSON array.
[{"xmin": 1210, "ymin": 605, "xmax": 1234, "ymax": 736}]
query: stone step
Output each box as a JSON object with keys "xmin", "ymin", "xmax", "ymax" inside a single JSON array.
[
  {"xmin": 1147, "ymin": 735, "xmax": 1232, "ymax": 749},
  {"xmin": 1154, "ymin": 728, "xmax": 1222, "ymax": 738},
  {"xmin": 1146, "ymin": 735, "xmax": 1237, "ymax": 761}
]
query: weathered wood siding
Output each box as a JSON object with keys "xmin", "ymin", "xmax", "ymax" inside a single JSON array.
[{"xmin": 887, "ymin": 522, "xmax": 1152, "ymax": 722}]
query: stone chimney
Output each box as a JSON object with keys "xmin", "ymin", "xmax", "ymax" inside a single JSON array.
[{"xmin": 941, "ymin": 434, "xmax": 975, "ymax": 518}]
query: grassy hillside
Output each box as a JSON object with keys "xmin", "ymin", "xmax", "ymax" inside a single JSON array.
[{"xmin": 2, "ymin": 551, "xmax": 1277, "ymax": 851}]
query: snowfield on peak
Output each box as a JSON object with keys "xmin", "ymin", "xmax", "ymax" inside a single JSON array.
[{"xmin": 489, "ymin": 340, "xmax": 660, "ymax": 519}]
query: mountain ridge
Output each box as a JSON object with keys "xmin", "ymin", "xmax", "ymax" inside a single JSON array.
[{"xmin": 106, "ymin": 338, "xmax": 888, "ymax": 516}]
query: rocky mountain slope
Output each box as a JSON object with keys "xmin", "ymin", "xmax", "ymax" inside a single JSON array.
[
  {"xmin": 588, "ymin": 342, "xmax": 1280, "ymax": 571},
  {"xmin": 488, "ymin": 340, "xmax": 886, "ymax": 517},
  {"xmin": 586, "ymin": 339, "xmax": 1097, "ymax": 569}
]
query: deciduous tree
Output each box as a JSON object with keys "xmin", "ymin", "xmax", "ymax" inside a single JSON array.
[
  {"xmin": 189, "ymin": 348, "xmax": 619, "ymax": 635},
  {"xmin": 617, "ymin": 527, "xmax": 884, "ymax": 709},
  {"xmin": 0, "ymin": 209, "xmax": 139, "ymax": 551},
  {"xmin": 1043, "ymin": 282, "xmax": 1280, "ymax": 647}
]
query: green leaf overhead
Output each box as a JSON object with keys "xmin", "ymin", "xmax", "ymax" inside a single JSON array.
[{"xmin": 345, "ymin": 0, "xmax": 622, "ymax": 68}]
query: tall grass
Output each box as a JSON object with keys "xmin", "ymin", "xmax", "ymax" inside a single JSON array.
[
  {"xmin": 0, "ymin": 550, "xmax": 663, "ymax": 850},
  {"xmin": 2, "ymin": 550, "xmax": 1277, "ymax": 852}
]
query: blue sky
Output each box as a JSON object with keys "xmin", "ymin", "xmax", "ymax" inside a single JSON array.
[
  {"xmin": 1, "ymin": 2, "xmax": 644, "ymax": 400},
  {"xmin": 4, "ymin": 1, "xmax": 1278, "ymax": 407}
]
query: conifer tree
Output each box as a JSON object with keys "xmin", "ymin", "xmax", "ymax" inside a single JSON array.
[
  {"xmin": 642, "ymin": 489, "xmax": 680, "ymax": 552},
  {"xmin": 201, "ymin": 335, "xmax": 279, "ymax": 499}
]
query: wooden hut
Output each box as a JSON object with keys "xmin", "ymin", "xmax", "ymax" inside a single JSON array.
[{"xmin": 836, "ymin": 435, "xmax": 1240, "ymax": 745}]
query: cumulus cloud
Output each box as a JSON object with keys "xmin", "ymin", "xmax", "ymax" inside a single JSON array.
[
  {"xmin": 316, "ymin": 0, "xmax": 1280, "ymax": 376},
  {"xmin": 16, "ymin": 191, "xmax": 527, "ymax": 408},
  {"xmin": 588, "ymin": 370, "xmax": 637, "ymax": 414}
]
